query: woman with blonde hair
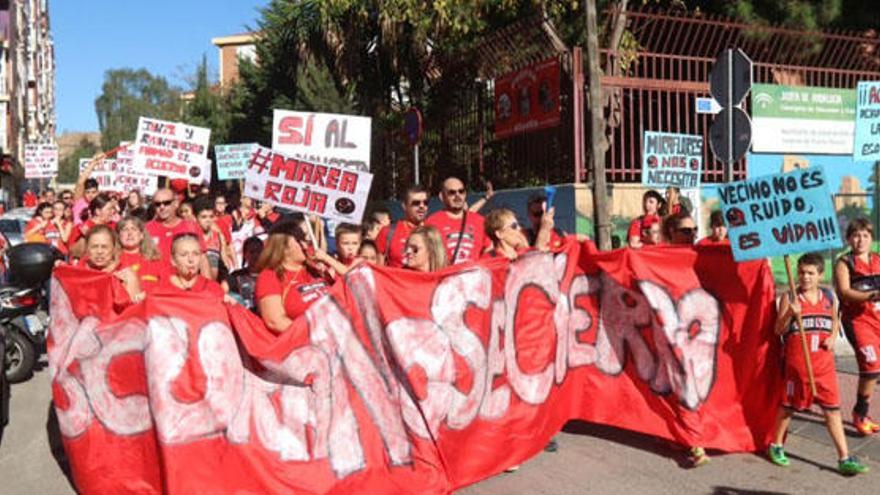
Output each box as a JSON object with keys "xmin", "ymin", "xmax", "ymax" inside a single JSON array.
[
  {"xmin": 78, "ymin": 225, "xmax": 144, "ymax": 306},
  {"xmin": 403, "ymin": 226, "xmax": 448, "ymax": 272},
  {"xmin": 116, "ymin": 216, "xmax": 162, "ymax": 290}
]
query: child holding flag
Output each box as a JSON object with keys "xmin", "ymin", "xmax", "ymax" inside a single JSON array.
[{"xmin": 768, "ymin": 252, "xmax": 868, "ymax": 475}]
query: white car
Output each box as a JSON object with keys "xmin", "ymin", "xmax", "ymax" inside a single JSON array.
[{"xmin": 0, "ymin": 208, "xmax": 35, "ymax": 246}]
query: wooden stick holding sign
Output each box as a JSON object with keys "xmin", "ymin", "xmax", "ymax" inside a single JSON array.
[{"xmin": 783, "ymin": 254, "xmax": 818, "ymax": 396}]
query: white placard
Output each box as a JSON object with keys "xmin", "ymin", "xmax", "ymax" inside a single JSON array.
[
  {"xmin": 244, "ymin": 145, "xmax": 373, "ymax": 223},
  {"xmin": 272, "ymin": 109, "xmax": 371, "ymax": 171},
  {"xmin": 24, "ymin": 144, "xmax": 58, "ymax": 179},
  {"xmin": 132, "ymin": 117, "xmax": 211, "ymax": 182}
]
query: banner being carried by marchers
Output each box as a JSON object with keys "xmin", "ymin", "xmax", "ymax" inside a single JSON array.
[{"xmin": 49, "ymin": 242, "xmax": 781, "ymax": 494}]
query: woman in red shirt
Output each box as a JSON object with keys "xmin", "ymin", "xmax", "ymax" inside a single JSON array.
[
  {"xmin": 79, "ymin": 225, "xmax": 143, "ymax": 306},
  {"xmin": 24, "ymin": 203, "xmax": 53, "ymax": 243},
  {"xmin": 116, "ymin": 216, "xmax": 163, "ymax": 290},
  {"xmin": 483, "ymin": 208, "xmax": 531, "ymax": 260},
  {"xmin": 255, "ymin": 220, "xmax": 331, "ymax": 332},
  {"xmin": 153, "ymin": 233, "xmax": 226, "ymax": 298}
]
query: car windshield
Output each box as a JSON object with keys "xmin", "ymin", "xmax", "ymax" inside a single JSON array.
[{"xmin": 0, "ymin": 219, "xmax": 22, "ymax": 234}]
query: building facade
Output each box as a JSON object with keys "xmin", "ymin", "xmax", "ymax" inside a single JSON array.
[
  {"xmin": 0, "ymin": 0, "xmax": 55, "ymax": 201},
  {"xmin": 211, "ymin": 32, "xmax": 257, "ymax": 89}
]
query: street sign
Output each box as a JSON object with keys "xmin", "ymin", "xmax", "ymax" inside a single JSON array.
[
  {"xmin": 709, "ymin": 48, "xmax": 753, "ymax": 108},
  {"xmin": 696, "ymin": 97, "xmax": 721, "ymax": 114},
  {"xmin": 709, "ymin": 107, "xmax": 752, "ymax": 164},
  {"xmin": 404, "ymin": 107, "xmax": 423, "ymax": 146}
]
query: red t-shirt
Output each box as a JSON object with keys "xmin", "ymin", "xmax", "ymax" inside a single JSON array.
[
  {"xmin": 627, "ymin": 214, "xmax": 660, "ymax": 243},
  {"xmin": 255, "ymin": 268, "xmax": 330, "ymax": 320},
  {"xmin": 425, "ymin": 211, "xmax": 490, "ymax": 264},
  {"xmin": 375, "ymin": 221, "xmax": 417, "ymax": 268},
  {"xmin": 153, "ymin": 275, "xmax": 225, "ymax": 298},
  {"xmin": 23, "ymin": 191, "xmax": 37, "ymax": 208},
  {"xmin": 118, "ymin": 250, "xmax": 165, "ymax": 289},
  {"xmin": 696, "ymin": 237, "xmax": 730, "ymax": 246},
  {"xmin": 146, "ymin": 218, "xmax": 202, "ymax": 260},
  {"xmin": 25, "ymin": 218, "xmax": 48, "ymax": 243},
  {"xmin": 215, "ymin": 214, "xmax": 233, "ymax": 244}
]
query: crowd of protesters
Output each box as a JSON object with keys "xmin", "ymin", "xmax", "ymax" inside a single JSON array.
[{"xmin": 13, "ymin": 151, "xmax": 880, "ymax": 476}]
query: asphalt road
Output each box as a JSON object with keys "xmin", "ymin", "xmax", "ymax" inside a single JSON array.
[{"xmin": 1, "ymin": 360, "xmax": 878, "ymax": 494}]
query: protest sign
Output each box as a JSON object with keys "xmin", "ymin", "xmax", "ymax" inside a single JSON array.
[
  {"xmin": 718, "ymin": 167, "xmax": 841, "ymax": 261},
  {"xmin": 78, "ymin": 157, "xmax": 121, "ymax": 192},
  {"xmin": 50, "ymin": 243, "xmax": 780, "ymax": 494},
  {"xmin": 133, "ymin": 117, "xmax": 211, "ymax": 182},
  {"xmin": 116, "ymin": 146, "xmax": 159, "ymax": 195},
  {"xmin": 245, "ymin": 145, "xmax": 373, "ymax": 223},
  {"xmin": 215, "ymin": 143, "xmax": 256, "ymax": 180},
  {"xmin": 642, "ymin": 131, "xmax": 703, "ymax": 188},
  {"xmin": 750, "ymin": 84, "xmax": 855, "ymax": 154},
  {"xmin": 854, "ymin": 81, "xmax": 880, "ymax": 162},
  {"xmin": 24, "ymin": 143, "xmax": 58, "ymax": 179},
  {"xmin": 272, "ymin": 109, "xmax": 371, "ymax": 171}
]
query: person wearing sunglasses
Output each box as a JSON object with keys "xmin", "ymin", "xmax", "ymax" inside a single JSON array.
[
  {"xmin": 483, "ymin": 208, "xmax": 530, "ymax": 259},
  {"xmin": 376, "ymin": 184, "xmax": 430, "ymax": 268},
  {"xmin": 425, "ymin": 177, "xmax": 491, "ymax": 264},
  {"xmin": 524, "ymin": 193, "xmax": 565, "ymax": 251},
  {"xmin": 145, "ymin": 188, "xmax": 203, "ymax": 261},
  {"xmin": 663, "ymin": 211, "xmax": 697, "ymax": 246}
]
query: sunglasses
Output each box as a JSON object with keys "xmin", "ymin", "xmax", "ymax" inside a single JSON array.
[
  {"xmin": 409, "ymin": 200, "xmax": 428, "ymax": 207},
  {"xmin": 677, "ymin": 227, "xmax": 696, "ymax": 235},
  {"xmin": 155, "ymin": 199, "xmax": 174, "ymax": 207},
  {"xmin": 445, "ymin": 188, "xmax": 466, "ymax": 196},
  {"xmin": 506, "ymin": 221, "xmax": 520, "ymax": 230}
]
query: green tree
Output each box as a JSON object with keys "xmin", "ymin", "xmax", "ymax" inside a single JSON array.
[
  {"xmin": 94, "ymin": 68, "xmax": 181, "ymax": 151},
  {"xmin": 57, "ymin": 137, "xmax": 100, "ymax": 184}
]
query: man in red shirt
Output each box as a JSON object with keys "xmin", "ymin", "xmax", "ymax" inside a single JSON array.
[
  {"xmin": 146, "ymin": 188, "xmax": 202, "ymax": 260},
  {"xmin": 425, "ymin": 177, "xmax": 490, "ymax": 264},
  {"xmin": 524, "ymin": 193, "xmax": 566, "ymax": 251},
  {"xmin": 375, "ymin": 184, "xmax": 429, "ymax": 268}
]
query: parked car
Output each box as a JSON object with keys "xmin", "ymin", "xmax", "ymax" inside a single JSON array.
[{"xmin": 0, "ymin": 208, "xmax": 34, "ymax": 247}]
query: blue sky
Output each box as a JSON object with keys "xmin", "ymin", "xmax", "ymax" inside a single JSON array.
[{"xmin": 53, "ymin": 0, "xmax": 268, "ymax": 133}]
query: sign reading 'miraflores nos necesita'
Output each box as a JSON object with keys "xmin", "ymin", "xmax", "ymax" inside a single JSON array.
[{"xmin": 642, "ymin": 131, "xmax": 703, "ymax": 189}]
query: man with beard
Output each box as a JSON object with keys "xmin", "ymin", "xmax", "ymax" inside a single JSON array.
[
  {"xmin": 376, "ymin": 184, "xmax": 429, "ymax": 268},
  {"xmin": 425, "ymin": 177, "xmax": 490, "ymax": 264}
]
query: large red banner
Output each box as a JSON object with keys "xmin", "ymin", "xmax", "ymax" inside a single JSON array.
[{"xmin": 49, "ymin": 242, "xmax": 781, "ymax": 494}]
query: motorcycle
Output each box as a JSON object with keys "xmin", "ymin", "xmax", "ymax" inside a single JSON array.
[
  {"xmin": 1, "ymin": 323, "xmax": 9, "ymax": 445},
  {"xmin": 2, "ymin": 243, "xmax": 58, "ymax": 384}
]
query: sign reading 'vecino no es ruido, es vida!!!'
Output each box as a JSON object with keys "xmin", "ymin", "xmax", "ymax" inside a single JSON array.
[
  {"xmin": 719, "ymin": 167, "xmax": 841, "ymax": 262},
  {"xmin": 750, "ymin": 84, "xmax": 855, "ymax": 155},
  {"xmin": 642, "ymin": 131, "xmax": 703, "ymax": 188}
]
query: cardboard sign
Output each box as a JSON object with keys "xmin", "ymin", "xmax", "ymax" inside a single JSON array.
[
  {"xmin": 133, "ymin": 117, "xmax": 211, "ymax": 182},
  {"xmin": 116, "ymin": 146, "xmax": 159, "ymax": 195},
  {"xmin": 24, "ymin": 144, "xmax": 58, "ymax": 179},
  {"xmin": 854, "ymin": 81, "xmax": 880, "ymax": 162},
  {"xmin": 272, "ymin": 110, "xmax": 371, "ymax": 171},
  {"xmin": 719, "ymin": 167, "xmax": 841, "ymax": 261},
  {"xmin": 494, "ymin": 57, "xmax": 561, "ymax": 139},
  {"xmin": 78, "ymin": 157, "xmax": 121, "ymax": 192},
  {"xmin": 244, "ymin": 145, "xmax": 373, "ymax": 223},
  {"xmin": 642, "ymin": 131, "xmax": 703, "ymax": 188},
  {"xmin": 215, "ymin": 143, "xmax": 256, "ymax": 180},
  {"xmin": 751, "ymin": 84, "xmax": 855, "ymax": 155}
]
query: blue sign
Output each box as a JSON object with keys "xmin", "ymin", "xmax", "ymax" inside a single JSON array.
[
  {"xmin": 215, "ymin": 143, "xmax": 257, "ymax": 180},
  {"xmin": 854, "ymin": 81, "xmax": 880, "ymax": 162},
  {"xmin": 642, "ymin": 131, "xmax": 703, "ymax": 189},
  {"xmin": 718, "ymin": 167, "xmax": 841, "ymax": 261}
]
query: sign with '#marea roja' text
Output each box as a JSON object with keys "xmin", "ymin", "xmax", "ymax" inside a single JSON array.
[
  {"xmin": 272, "ymin": 109, "xmax": 371, "ymax": 172},
  {"xmin": 719, "ymin": 167, "xmax": 841, "ymax": 261},
  {"xmin": 642, "ymin": 131, "xmax": 703, "ymax": 188},
  {"xmin": 133, "ymin": 117, "xmax": 211, "ymax": 183},
  {"xmin": 244, "ymin": 145, "xmax": 373, "ymax": 223}
]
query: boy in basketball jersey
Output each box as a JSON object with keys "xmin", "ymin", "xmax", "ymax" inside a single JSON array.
[{"xmin": 767, "ymin": 253, "xmax": 868, "ymax": 475}]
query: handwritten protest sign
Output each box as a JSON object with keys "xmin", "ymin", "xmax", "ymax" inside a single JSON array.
[
  {"xmin": 642, "ymin": 131, "xmax": 703, "ymax": 188},
  {"xmin": 272, "ymin": 109, "xmax": 371, "ymax": 171},
  {"xmin": 116, "ymin": 146, "xmax": 158, "ymax": 195},
  {"xmin": 854, "ymin": 81, "xmax": 880, "ymax": 162},
  {"xmin": 24, "ymin": 144, "xmax": 58, "ymax": 179},
  {"xmin": 244, "ymin": 145, "xmax": 373, "ymax": 223},
  {"xmin": 718, "ymin": 167, "xmax": 841, "ymax": 261},
  {"xmin": 133, "ymin": 117, "xmax": 211, "ymax": 182},
  {"xmin": 78, "ymin": 157, "xmax": 120, "ymax": 192},
  {"xmin": 215, "ymin": 143, "xmax": 256, "ymax": 180}
]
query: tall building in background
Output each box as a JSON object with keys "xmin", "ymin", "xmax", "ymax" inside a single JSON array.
[{"xmin": 0, "ymin": 0, "xmax": 55, "ymax": 202}]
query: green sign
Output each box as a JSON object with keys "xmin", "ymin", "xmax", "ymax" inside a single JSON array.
[{"xmin": 751, "ymin": 84, "xmax": 856, "ymax": 154}]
